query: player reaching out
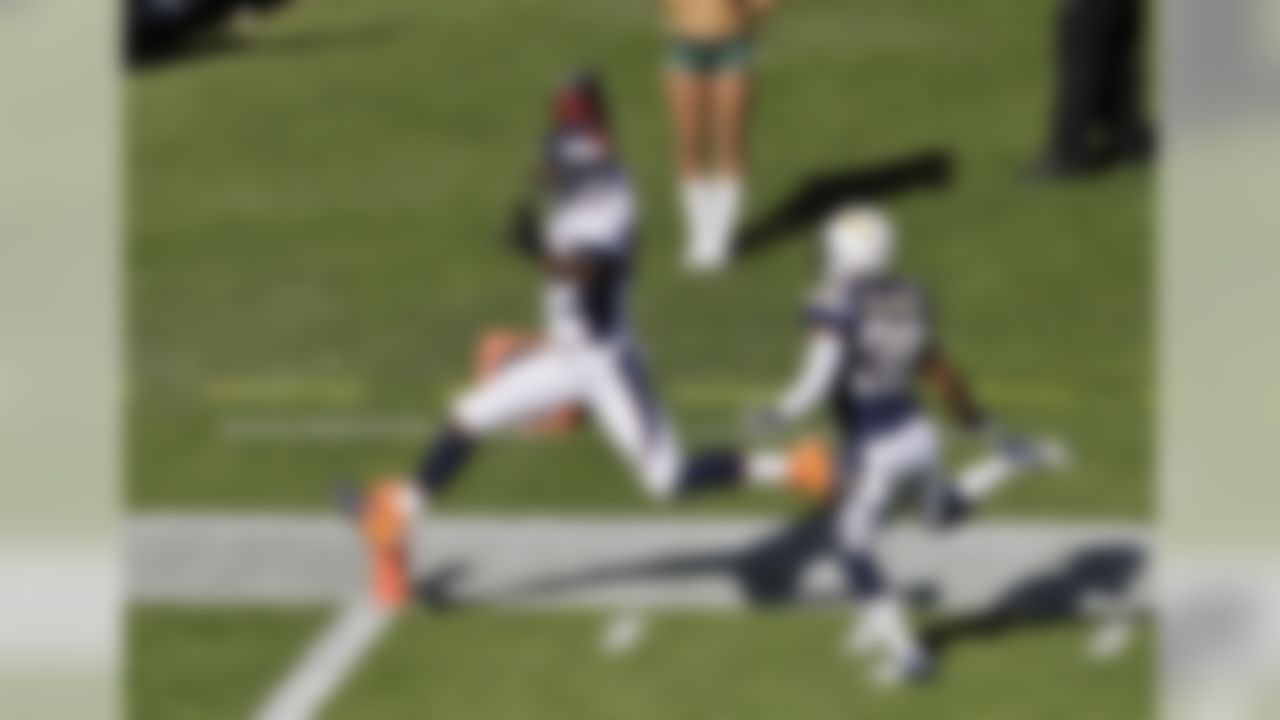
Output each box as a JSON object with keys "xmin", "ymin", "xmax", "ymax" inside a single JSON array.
[
  {"xmin": 743, "ymin": 206, "xmax": 1069, "ymax": 684},
  {"xmin": 340, "ymin": 72, "xmax": 823, "ymax": 607}
]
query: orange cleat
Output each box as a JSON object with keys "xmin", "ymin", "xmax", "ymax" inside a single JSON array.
[
  {"xmin": 360, "ymin": 480, "xmax": 411, "ymax": 550},
  {"xmin": 337, "ymin": 478, "xmax": 413, "ymax": 609},
  {"xmin": 786, "ymin": 437, "xmax": 835, "ymax": 502},
  {"xmin": 370, "ymin": 540, "xmax": 410, "ymax": 609}
]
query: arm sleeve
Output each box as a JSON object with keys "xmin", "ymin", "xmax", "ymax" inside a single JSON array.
[{"xmin": 773, "ymin": 332, "xmax": 843, "ymax": 422}]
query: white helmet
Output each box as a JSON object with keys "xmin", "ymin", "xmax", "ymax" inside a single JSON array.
[{"xmin": 821, "ymin": 205, "xmax": 897, "ymax": 279}]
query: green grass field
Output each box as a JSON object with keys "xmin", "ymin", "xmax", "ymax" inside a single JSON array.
[
  {"xmin": 129, "ymin": 608, "xmax": 327, "ymax": 720},
  {"xmin": 131, "ymin": 608, "xmax": 1151, "ymax": 720},
  {"xmin": 129, "ymin": 0, "xmax": 1151, "ymax": 716},
  {"xmin": 129, "ymin": 0, "xmax": 1149, "ymax": 516}
]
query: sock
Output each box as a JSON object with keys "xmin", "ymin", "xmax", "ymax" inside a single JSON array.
[
  {"xmin": 414, "ymin": 427, "xmax": 475, "ymax": 498},
  {"xmin": 678, "ymin": 448, "xmax": 745, "ymax": 497},
  {"xmin": 680, "ymin": 177, "xmax": 714, "ymax": 267},
  {"xmin": 707, "ymin": 175, "xmax": 744, "ymax": 266},
  {"xmin": 957, "ymin": 452, "xmax": 1017, "ymax": 504},
  {"xmin": 745, "ymin": 450, "xmax": 788, "ymax": 489}
]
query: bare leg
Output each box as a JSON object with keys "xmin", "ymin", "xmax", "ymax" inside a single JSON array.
[
  {"xmin": 708, "ymin": 69, "xmax": 752, "ymax": 178},
  {"xmin": 702, "ymin": 69, "xmax": 752, "ymax": 268},
  {"xmin": 665, "ymin": 69, "xmax": 709, "ymax": 179},
  {"xmin": 666, "ymin": 70, "xmax": 718, "ymax": 269}
]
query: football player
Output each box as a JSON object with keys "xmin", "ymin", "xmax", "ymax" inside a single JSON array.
[
  {"xmin": 745, "ymin": 206, "xmax": 1068, "ymax": 684},
  {"xmin": 341, "ymin": 72, "xmax": 822, "ymax": 606}
]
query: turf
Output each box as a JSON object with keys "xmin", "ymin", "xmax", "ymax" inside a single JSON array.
[
  {"xmin": 128, "ymin": 606, "xmax": 327, "ymax": 720},
  {"xmin": 129, "ymin": 0, "xmax": 1150, "ymax": 515},
  {"xmin": 128, "ymin": 608, "xmax": 1151, "ymax": 719},
  {"xmin": 334, "ymin": 612, "xmax": 1151, "ymax": 719},
  {"xmin": 344, "ymin": 613, "xmax": 1152, "ymax": 719}
]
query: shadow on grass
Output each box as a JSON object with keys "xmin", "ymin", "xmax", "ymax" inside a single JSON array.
[
  {"xmin": 919, "ymin": 543, "xmax": 1144, "ymax": 659},
  {"xmin": 411, "ymin": 510, "xmax": 1145, "ymax": 672},
  {"xmin": 410, "ymin": 507, "xmax": 836, "ymax": 611},
  {"xmin": 411, "ymin": 509, "xmax": 1143, "ymax": 613},
  {"xmin": 735, "ymin": 148, "xmax": 954, "ymax": 260}
]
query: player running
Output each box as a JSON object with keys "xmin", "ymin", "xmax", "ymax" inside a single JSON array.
[
  {"xmin": 743, "ymin": 205, "xmax": 1069, "ymax": 684},
  {"xmin": 341, "ymin": 72, "xmax": 822, "ymax": 607}
]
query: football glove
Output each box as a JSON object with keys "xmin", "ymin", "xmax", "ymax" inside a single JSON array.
[
  {"xmin": 507, "ymin": 202, "xmax": 545, "ymax": 258},
  {"xmin": 978, "ymin": 419, "xmax": 1070, "ymax": 471}
]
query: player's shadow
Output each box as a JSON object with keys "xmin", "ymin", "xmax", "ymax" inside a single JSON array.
[
  {"xmin": 415, "ymin": 562, "xmax": 472, "ymax": 610},
  {"xmin": 918, "ymin": 543, "xmax": 1146, "ymax": 659},
  {"xmin": 410, "ymin": 508, "xmax": 842, "ymax": 610},
  {"xmin": 412, "ymin": 518, "xmax": 1147, "ymax": 654},
  {"xmin": 734, "ymin": 149, "xmax": 954, "ymax": 259}
]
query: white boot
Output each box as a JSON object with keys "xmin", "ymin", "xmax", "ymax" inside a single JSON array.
[
  {"xmin": 702, "ymin": 175, "xmax": 743, "ymax": 272},
  {"xmin": 680, "ymin": 178, "xmax": 717, "ymax": 272}
]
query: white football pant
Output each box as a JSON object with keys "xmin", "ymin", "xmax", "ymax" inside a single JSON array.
[
  {"xmin": 835, "ymin": 414, "xmax": 946, "ymax": 554},
  {"xmin": 452, "ymin": 339, "xmax": 684, "ymax": 500}
]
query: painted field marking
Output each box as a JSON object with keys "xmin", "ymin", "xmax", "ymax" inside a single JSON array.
[
  {"xmin": 254, "ymin": 596, "xmax": 395, "ymax": 720},
  {"xmin": 1082, "ymin": 589, "xmax": 1139, "ymax": 662},
  {"xmin": 599, "ymin": 609, "xmax": 648, "ymax": 657}
]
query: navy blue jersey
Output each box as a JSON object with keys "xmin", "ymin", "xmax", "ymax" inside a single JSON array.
[
  {"xmin": 806, "ymin": 276, "xmax": 935, "ymax": 430},
  {"xmin": 542, "ymin": 172, "xmax": 636, "ymax": 344}
]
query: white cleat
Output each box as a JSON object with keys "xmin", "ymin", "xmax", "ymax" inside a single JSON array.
[{"xmin": 843, "ymin": 616, "xmax": 880, "ymax": 659}]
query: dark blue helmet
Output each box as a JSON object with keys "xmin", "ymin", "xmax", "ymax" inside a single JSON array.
[
  {"xmin": 551, "ymin": 70, "xmax": 611, "ymax": 138},
  {"xmin": 542, "ymin": 71, "xmax": 618, "ymax": 196}
]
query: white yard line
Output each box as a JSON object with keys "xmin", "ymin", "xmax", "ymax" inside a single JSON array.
[
  {"xmin": 599, "ymin": 610, "xmax": 648, "ymax": 657},
  {"xmin": 253, "ymin": 596, "xmax": 394, "ymax": 720},
  {"xmin": 137, "ymin": 513, "xmax": 1148, "ymax": 717},
  {"xmin": 128, "ymin": 513, "xmax": 1150, "ymax": 613}
]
